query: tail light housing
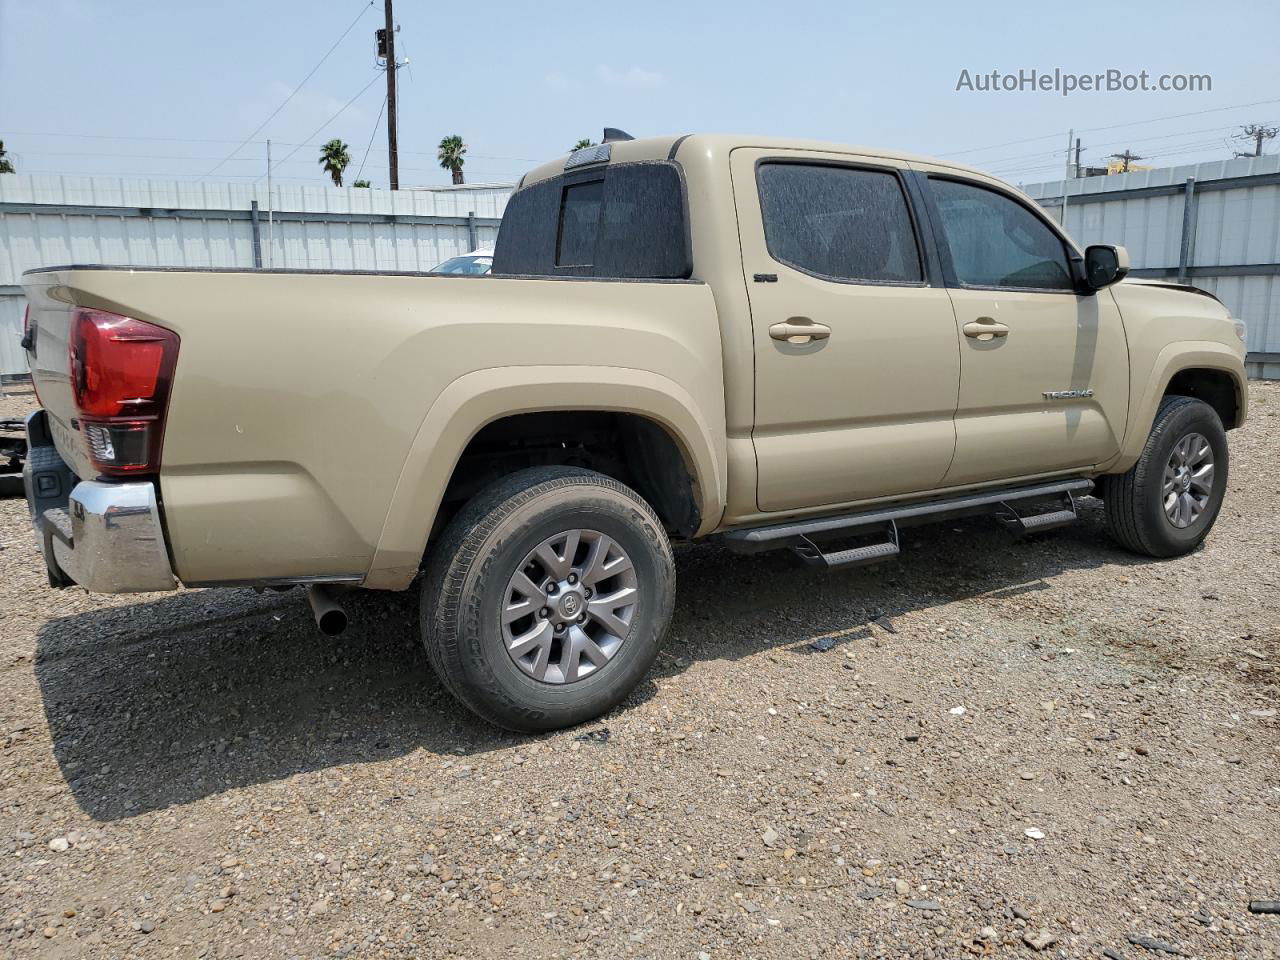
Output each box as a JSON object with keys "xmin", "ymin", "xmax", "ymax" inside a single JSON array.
[{"xmin": 69, "ymin": 308, "xmax": 179, "ymax": 476}]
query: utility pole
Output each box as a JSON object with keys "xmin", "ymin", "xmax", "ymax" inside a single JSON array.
[
  {"xmin": 1059, "ymin": 129, "xmax": 1073, "ymax": 224},
  {"xmin": 1074, "ymin": 137, "xmax": 1083, "ymax": 176},
  {"xmin": 382, "ymin": 0, "xmax": 399, "ymax": 190},
  {"xmin": 1233, "ymin": 123, "xmax": 1278, "ymax": 158},
  {"xmin": 1110, "ymin": 149, "xmax": 1143, "ymax": 173},
  {"xmin": 266, "ymin": 139, "xmax": 274, "ymax": 268}
]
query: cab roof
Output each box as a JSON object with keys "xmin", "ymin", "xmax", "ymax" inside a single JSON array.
[{"xmin": 516, "ymin": 133, "xmax": 993, "ymax": 190}]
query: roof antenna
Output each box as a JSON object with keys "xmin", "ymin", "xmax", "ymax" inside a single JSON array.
[{"xmin": 602, "ymin": 128, "xmax": 635, "ymax": 143}]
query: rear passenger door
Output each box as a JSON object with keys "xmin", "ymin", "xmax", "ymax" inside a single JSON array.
[{"xmin": 732, "ymin": 149, "xmax": 961, "ymax": 513}]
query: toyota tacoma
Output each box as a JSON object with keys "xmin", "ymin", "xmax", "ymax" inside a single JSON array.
[{"xmin": 20, "ymin": 132, "xmax": 1248, "ymax": 731}]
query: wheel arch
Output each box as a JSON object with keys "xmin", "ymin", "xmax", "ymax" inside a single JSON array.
[
  {"xmin": 364, "ymin": 365, "xmax": 727, "ymax": 590},
  {"xmin": 1163, "ymin": 367, "xmax": 1242, "ymax": 429},
  {"xmin": 1104, "ymin": 342, "xmax": 1247, "ymax": 475}
]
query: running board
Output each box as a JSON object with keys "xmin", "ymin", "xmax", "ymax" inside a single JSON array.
[
  {"xmin": 995, "ymin": 490, "xmax": 1079, "ymax": 535},
  {"xmin": 720, "ymin": 478, "xmax": 1093, "ymax": 565},
  {"xmin": 792, "ymin": 521, "xmax": 900, "ymax": 569}
]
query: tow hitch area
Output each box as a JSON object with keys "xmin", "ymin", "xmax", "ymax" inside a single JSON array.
[{"xmin": 0, "ymin": 418, "xmax": 27, "ymax": 498}]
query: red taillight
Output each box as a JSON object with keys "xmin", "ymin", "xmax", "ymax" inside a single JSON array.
[{"xmin": 69, "ymin": 308, "xmax": 179, "ymax": 476}]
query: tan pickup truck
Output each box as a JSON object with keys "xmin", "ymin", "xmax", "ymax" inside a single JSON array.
[{"xmin": 21, "ymin": 132, "xmax": 1248, "ymax": 731}]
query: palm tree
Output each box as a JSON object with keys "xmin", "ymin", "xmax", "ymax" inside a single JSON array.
[
  {"xmin": 0, "ymin": 141, "xmax": 15, "ymax": 174},
  {"xmin": 438, "ymin": 135, "xmax": 466, "ymax": 185},
  {"xmin": 572, "ymin": 138, "xmax": 595, "ymax": 151},
  {"xmin": 318, "ymin": 139, "xmax": 351, "ymax": 187}
]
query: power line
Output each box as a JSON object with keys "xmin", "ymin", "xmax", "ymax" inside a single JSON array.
[
  {"xmin": 6, "ymin": 132, "xmax": 264, "ymax": 145},
  {"xmin": 354, "ymin": 95, "xmax": 389, "ymax": 185},
  {"xmin": 7, "ymin": 165, "xmax": 524, "ymax": 184},
  {"xmin": 1081, "ymin": 121, "xmax": 1274, "ymax": 156},
  {"xmin": 200, "ymin": 0, "xmax": 375, "ymax": 179},
  {"xmin": 6, "ymin": 142, "xmax": 540, "ymax": 165},
  {"xmin": 256, "ymin": 72, "xmax": 385, "ymax": 183},
  {"xmin": 8, "ymin": 143, "xmax": 542, "ymax": 164},
  {"xmin": 1078, "ymin": 99, "xmax": 1280, "ymax": 135},
  {"xmin": 986, "ymin": 134, "xmax": 1229, "ymax": 174},
  {"xmin": 981, "ymin": 122, "xmax": 1277, "ymax": 179},
  {"xmin": 967, "ymin": 121, "xmax": 1260, "ymax": 172},
  {"xmin": 989, "ymin": 137, "xmax": 1252, "ymax": 181},
  {"xmin": 938, "ymin": 96, "xmax": 1280, "ymax": 159},
  {"xmin": 4, "ymin": 149, "xmax": 534, "ymax": 173}
]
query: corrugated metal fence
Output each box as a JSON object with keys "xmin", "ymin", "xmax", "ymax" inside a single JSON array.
[
  {"xmin": 1023, "ymin": 154, "xmax": 1280, "ymax": 379},
  {"xmin": 0, "ymin": 175, "xmax": 512, "ymax": 379},
  {"xmin": 7, "ymin": 160, "xmax": 1277, "ymax": 380}
]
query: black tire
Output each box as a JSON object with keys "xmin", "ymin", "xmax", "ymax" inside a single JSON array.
[
  {"xmin": 421, "ymin": 466, "xmax": 675, "ymax": 732},
  {"xmin": 1100, "ymin": 395, "xmax": 1229, "ymax": 557}
]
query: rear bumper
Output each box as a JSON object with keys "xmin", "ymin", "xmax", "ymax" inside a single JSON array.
[{"xmin": 23, "ymin": 410, "xmax": 177, "ymax": 593}]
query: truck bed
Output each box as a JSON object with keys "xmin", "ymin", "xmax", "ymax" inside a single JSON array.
[{"xmin": 22, "ymin": 265, "xmax": 724, "ymax": 588}]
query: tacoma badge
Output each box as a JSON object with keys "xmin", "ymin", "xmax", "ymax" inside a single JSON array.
[{"xmin": 1043, "ymin": 389, "xmax": 1095, "ymax": 400}]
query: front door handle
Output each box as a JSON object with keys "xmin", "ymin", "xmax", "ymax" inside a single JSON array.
[
  {"xmin": 962, "ymin": 317, "xmax": 1010, "ymax": 340},
  {"xmin": 769, "ymin": 318, "xmax": 831, "ymax": 343}
]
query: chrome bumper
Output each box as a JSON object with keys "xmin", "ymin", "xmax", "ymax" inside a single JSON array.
[{"xmin": 24, "ymin": 410, "xmax": 177, "ymax": 593}]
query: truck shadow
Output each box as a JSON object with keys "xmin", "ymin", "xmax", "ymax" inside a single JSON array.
[{"xmin": 34, "ymin": 498, "xmax": 1149, "ymax": 820}]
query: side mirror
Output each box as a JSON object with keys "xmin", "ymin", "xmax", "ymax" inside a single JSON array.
[{"xmin": 1084, "ymin": 244, "xmax": 1130, "ymax": 290}]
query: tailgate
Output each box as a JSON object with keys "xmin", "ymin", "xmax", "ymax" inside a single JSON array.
[{"xmin": 21, "ymin": 273, "xmax": 92, "ymax": 478}]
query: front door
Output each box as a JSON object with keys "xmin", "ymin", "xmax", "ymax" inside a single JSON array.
[
  {"xmin": 732, "ymin": 149, "xmax": 962, "ymax": 513},
  {"xmin": 911, "ymin": 169, "xmax": 1130, "ymax": 485}
]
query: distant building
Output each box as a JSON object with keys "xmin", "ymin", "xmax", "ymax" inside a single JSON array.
[{"xmin": 1105, "ymin": 159, "xmax": 1153, "ymax": 175}]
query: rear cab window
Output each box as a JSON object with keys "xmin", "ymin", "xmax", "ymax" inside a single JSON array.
[
  {"xmin": 494, "ymin": 161, "xmax": 691, "ymax": 279},
  {"xmin": 556, "ymin": 181, "xmax": 604, "ymax": 267}
]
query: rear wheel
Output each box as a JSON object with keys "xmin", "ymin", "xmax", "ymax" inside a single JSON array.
[
  {"xmin": 421, "ymin": 467, "xmax": 675, "ymax": 732},
  {"xmin": 1100, "ymin": 396, "xmax": 1228, "ymax": 557}
]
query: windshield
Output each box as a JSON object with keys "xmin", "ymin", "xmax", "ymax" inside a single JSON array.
[{"xmin": 430, "ymin": 255, "xmax": 493, "ymax": 275}]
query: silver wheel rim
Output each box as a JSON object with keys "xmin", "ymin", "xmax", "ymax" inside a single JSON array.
[
  {"xmin": 1163, "ymin": 431, "xmax": 1214, "ymax": 528},
  {"xmin": 500, "ymin": 529, "xmax": 638, "ymax": 685}
]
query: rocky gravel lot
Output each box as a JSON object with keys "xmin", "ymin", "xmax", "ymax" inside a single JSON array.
[{"xmin": 1, "ymin": 385, "xmax": 1277, "ymax": 960}]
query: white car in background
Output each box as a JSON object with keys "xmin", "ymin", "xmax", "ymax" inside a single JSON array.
[{"xmin": 429, "ymin": 249, "xmax": 493, "ymax": 275}]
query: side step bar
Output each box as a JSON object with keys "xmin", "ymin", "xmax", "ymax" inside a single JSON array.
[
  {"xmin": 720, "ymin": 478, "xmax": 1093, "ymax": 568},
  {"xmin": 792, "ymin": 520, "xmax": 900, "ymax": 570},
  {"xmin": 996, "ymin": 490, "xmax": 1080, "ymax": 535}
]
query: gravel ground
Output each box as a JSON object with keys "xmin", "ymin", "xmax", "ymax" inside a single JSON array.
[{"xmin": 1, "ymin": 385, "xmax": 1277, "ymax": 960}]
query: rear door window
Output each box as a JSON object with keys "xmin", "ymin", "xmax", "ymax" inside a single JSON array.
[{"xmin": 757, "ymin": 163, "xmax": 923, "ymax": 284}]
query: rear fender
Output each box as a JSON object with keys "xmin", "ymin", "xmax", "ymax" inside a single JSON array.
[{"xmin": 364, "ymin": 365, "xmax": 726, "ymax": 590}]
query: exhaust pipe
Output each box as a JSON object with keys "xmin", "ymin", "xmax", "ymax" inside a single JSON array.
[{"xmin": 307, "ymin": 584, "xmax": 348, "ymax": 636}]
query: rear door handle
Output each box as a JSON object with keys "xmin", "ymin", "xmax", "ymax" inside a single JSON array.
[
  {"xmin": 962, "ymin": 317, "xmax": 1010, "ymax": 340},
  {"xmin": 769, "ymin": 318, "xmax": 831, "ymax": 343}
]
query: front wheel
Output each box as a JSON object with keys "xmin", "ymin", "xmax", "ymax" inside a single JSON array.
[
  {"xmin": 1100, "ymin": 395, "xmax": 1229, "ymax": 557},
  {"xmin": 421, "ymin": 467, "xmax": 675, "ymax": 732}
]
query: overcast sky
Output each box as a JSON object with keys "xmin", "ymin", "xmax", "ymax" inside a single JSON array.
[{"xmin": 2, "ymin": 0, "xmax": 1277, "ymax": 189}]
